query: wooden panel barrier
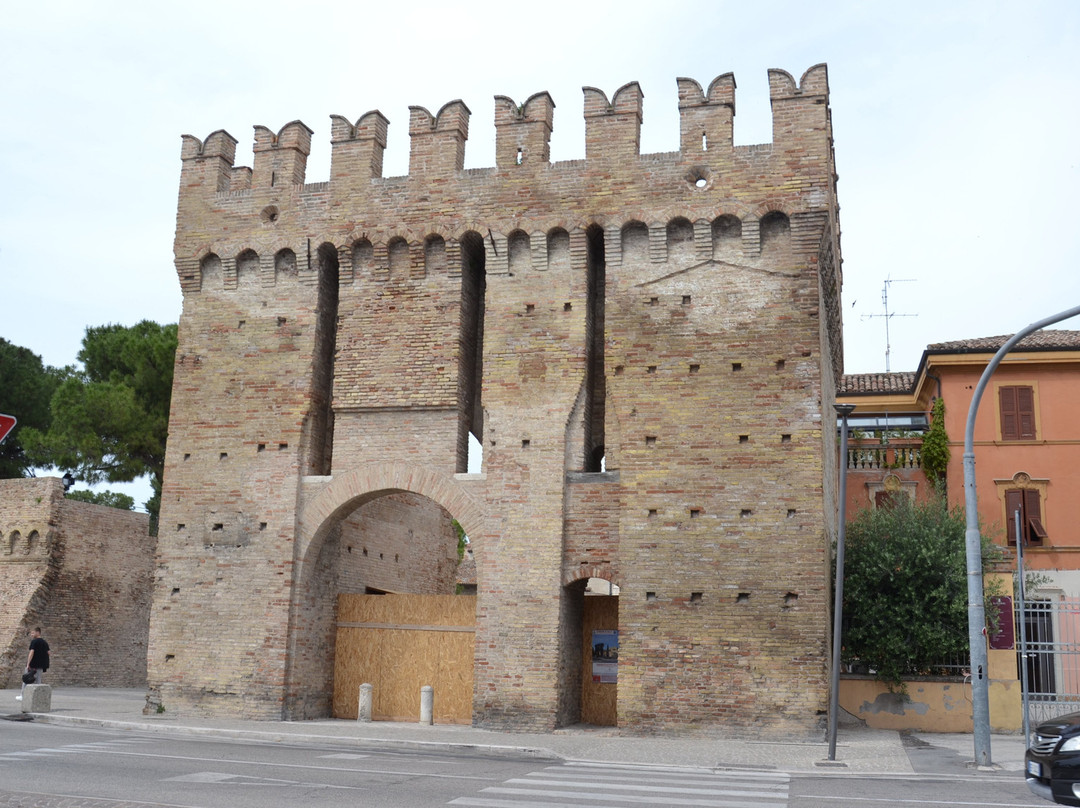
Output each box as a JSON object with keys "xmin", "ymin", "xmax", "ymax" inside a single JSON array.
[
  {"xmin": 581, "ymin": 594, "xmax": 618, "ymax": 726},
  {"xmin": 332, "ymin": 594, "xmax": 476, "ymax": 723}
]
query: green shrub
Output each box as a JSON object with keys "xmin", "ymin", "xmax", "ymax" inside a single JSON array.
[{"xmin": 841, "ymin": 495, "xmax": 1000, "ymax": 689}]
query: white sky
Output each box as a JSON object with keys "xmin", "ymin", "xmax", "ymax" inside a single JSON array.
[{"xmin": 2, "ymin": 0, "xmax": 1078, "ymax": 501}]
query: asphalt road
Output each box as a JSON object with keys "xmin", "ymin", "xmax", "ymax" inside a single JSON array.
[{"xmin": 0, "ymin": 720, "xmax": 1049, "ymax": 808}]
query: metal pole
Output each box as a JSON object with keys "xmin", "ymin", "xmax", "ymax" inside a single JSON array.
[
  {"xmin": 1016, "ymin": 508, "xmax": 1031, "ymax": 744},
  {"xmin": 963, "ymin": 303, "xmax": 1080, "ymax": 767},
  {"xmin": 828, "ymin": 403, "xmax": 856, "ymax": 760}
]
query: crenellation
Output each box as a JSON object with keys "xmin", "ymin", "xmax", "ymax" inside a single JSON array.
[
  {"xmin": 677, "ymin": 73, "xmax": 736, "ymax": 156},
  {"xmin": 408, "ymin": 101, "xmax": 471, "ymax": 176},
  {"xmin": 583, "ymin": 82, "xmax": 643, "ymax": 161},
  {"xmin": 252, "ymin": 121, "xmax": 314, "ymax": 189},
  {"xmin": 494, "ymin": 92, "xmax": 555, "ymax": 169},
  {"xmin": 330, "ymin": 110, "xmax": 389, "ymax": 187}
]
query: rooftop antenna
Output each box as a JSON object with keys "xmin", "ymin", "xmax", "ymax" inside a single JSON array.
[{"xmin": 860, "ymin": 277, "xmax": 917, "ymax": 372}]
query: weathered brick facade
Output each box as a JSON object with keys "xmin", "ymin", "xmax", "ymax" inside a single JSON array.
[
  {"xmin": 1, "ymin": 477, "xmax": 153, "ymax": 687},
  {"xmin": 150, "ymin": 64, "xmax": 844, "ymax": 734}
]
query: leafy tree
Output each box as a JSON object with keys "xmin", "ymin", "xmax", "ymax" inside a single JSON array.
[
  {"xmin": 921, "ymin": 397, "xmax": 950, "ymax": 487},
  {"xmin": 0, "ymin": 338, "xmax": 60, "ymax": 478},
  {"xmin": 65, "ymin": 489, "xmax": 136, "ymax": 511},
  {"xmin": 840, "ymin": 496, "xmax": 1001, "ymax": 689},
  {"xmin": 22, "ymin": 321, "xmax": 177, "ymax": 533}
]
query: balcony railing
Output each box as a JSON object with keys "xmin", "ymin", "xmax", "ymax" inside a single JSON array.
[{"xmin": 846, "ymin": 438, "xmax": 923, "ymax": 471}]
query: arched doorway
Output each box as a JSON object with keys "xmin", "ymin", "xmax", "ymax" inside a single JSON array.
[
  {"xmin": 561, "ymin": 575, "xmax": 620, "ymax": 727},
  {"xmin": 285, "ymin": 465, "xmax": 484, "ymax": 721}
]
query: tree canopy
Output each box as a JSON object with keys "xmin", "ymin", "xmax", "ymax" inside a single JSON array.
[
  {"xmin": 0, "ymin": 338, "xmax": 60, "ymax": 478},
  {"xmin": 840, "ymin": 496, "xmax": 1001, "ymax": 689},
  {"xmin": 21, "ymin": 321, "xmax": 177, "ymax": 532}
]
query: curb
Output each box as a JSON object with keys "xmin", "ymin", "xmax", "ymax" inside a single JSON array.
[{"xmin": 28, "ymin": 712, "xmax": 564, "ymax": 762}]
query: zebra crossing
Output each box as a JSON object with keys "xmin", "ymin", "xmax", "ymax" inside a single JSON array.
[
  {"xmin": 0, "ymin": 736, "xmax": 153, "ymax": 763},
  {"xmin": 449, "ymin": 760, "xmax": 789, "ymax": 808}
]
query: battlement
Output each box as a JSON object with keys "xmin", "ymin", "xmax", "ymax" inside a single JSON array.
[{"xmin": 178, "ymin": 65, "xmax": 831, "ymax": 192}]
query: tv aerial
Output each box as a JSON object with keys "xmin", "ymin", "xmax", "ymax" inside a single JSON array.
[{"xmin": 860, "ymin": 278, "xmax": 916, "ymax": 372}]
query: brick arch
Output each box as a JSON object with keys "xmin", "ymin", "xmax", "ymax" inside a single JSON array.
[
  {"xmin": 296, "ymin": 463, "xmax": 486, "ymax": 569},
  {"xmin": 753, "ymin": 201, "xmax": 793, "ymax": 219},
  {"xmin": 563, "ymin": 565, "xmax": 619, "ymax": 587}
]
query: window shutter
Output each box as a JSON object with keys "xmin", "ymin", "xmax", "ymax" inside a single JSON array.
[
  {"xmin": 1000, "ymin": 387, "xmax": 1019, "ymax": 440},
  {"xmin": 1000, "ymin": 386, "xmax": 1036, "ymax": 441},
  {"xmin": 1024, "ymin": 488, "xmax": 1046, "ymax": 543},
  {"xmin": 1017, "ymin": 387, "xmax": 1036, "ymax": 439},
  {"xmin": 875, "ymin": 491, "xmax": 898, "ymax": 509},
  {"xmin": 1005, "ymin": 489, "xmax": 1024, "ymax": 545}
]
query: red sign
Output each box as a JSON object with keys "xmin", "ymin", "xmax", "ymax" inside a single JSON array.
[
  {"xmin": 988, "ymin": 595, "xmax": 1015, "ymax": 650},
  {"xmin": 0, "ymin": 413, "xmax": 15, "ymax": 444}
]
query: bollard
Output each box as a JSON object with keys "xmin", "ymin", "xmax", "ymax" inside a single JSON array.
[
  {"xmin": 21, "ymin": 684, "xmax": 51, "ymax": 713},
  {"xmin": 357, "ymin": 683, "xmax": 373, "ymax": 722},
  {"xmin": 419, "ymin": 685, "xmax": 433, "ymax": 725}
]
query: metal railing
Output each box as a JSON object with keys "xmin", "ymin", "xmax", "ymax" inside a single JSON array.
[{"xmin": 1018, "ymin": 598, "xmax": 1080, "ymax": 725}]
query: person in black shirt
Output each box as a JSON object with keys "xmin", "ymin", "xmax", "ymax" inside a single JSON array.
[{"xmin": 19, "ymin": 627, "xmax": 50, "ymax": 699}]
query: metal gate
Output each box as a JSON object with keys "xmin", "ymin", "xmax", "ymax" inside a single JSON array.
[{"xmin": 1020, "ymin": 598, "xmax": 1080, "ymax": 725}]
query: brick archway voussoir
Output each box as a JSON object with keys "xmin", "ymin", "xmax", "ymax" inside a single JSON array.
[{"xmin": 298, "ymin": 463, "xmax": 485, "ymax": 560}]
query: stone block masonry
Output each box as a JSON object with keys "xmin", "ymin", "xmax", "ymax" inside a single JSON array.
[{"xmin": 150, "ymin": 64, "xmax": 844, "ymax": 734}]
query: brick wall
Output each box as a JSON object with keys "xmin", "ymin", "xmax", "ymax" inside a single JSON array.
[
  {"xmin": 0, "ymin": 478, "xmax": 152, "ymax": 687},
  {"xmin": 152, "ymin": 65, "xmax": 843, "ymax": 733}
]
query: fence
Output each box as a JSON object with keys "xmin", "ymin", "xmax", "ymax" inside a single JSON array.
[{"xmin": 1018, "ymin": 598, "xmax": 1080, "ymax": 725}]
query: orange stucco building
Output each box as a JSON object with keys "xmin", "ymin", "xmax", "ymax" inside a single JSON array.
[
  {"xmin": 837, "ymin": 331, "xmax": 1080, "ymax": 728},
  {"xmin": 839, "ymin": 331, "xmax": 1080, "ymax": 579}
]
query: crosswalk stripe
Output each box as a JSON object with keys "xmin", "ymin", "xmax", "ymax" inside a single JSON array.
[
  {"xmin": 481, "ymin": 786, "xmax": 783, "ymax": 807},
  {"xmin": 507, "ymin": 776, "xmax": 785, "ymax": 798},
  {"xmin": 450, "ymin": 800, "xmax": 601, "ymax": 808},
  {"xmin": 449, "ymin": 761, "xmax": 787, "ymax": 808},
  {"xmin": 563, "ymin": 761, "xmax": 788, "ymax": 782},
  {"xmin": 525, "ymin": 771, "xmax": 788, "ymax": 790},
  {"xmin": 565, "ymin": 764, "xmax": 786, "ymax": 782}
]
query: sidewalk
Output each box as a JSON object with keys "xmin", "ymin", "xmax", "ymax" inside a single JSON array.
[{"xmin": 5, "ymin": 688, "xmax": 1028, "ymax": 779}]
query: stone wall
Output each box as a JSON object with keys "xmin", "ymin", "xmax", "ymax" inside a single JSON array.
[
  {"xmin": 151, "ymin": 64, "xmax": 844, "ymax": 733},
  {"xmin": 0, "ymin": 477, "xmax": 153, "ymax": 687}
]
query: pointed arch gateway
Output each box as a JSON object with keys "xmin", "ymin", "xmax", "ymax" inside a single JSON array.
[{"xmin": 285, "ymin": 464, "xmax": 486, "ymax": 721}]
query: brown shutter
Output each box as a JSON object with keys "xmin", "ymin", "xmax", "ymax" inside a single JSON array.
[
  {"xmin": 1000, "ymin": 387, "xmax": 1019, "ymax": 440},
  {"xmin": 1017, "ymin": 387, "xmax": 1036, "ymax": 439},
  {"xmin": 1000, "ymin": 386, "xmax": 1036, "ymax": 441},
  {"xmin": 875, "ymin": 491, "xmax": 898, "ymax": 509},
  {"xmin": 1025, "ymin": 488, "xmax": 1046, "ymax": 543},
  {"xmin": 1005, "ymin": 489, "xmax": 1024, "ymax": 545}
]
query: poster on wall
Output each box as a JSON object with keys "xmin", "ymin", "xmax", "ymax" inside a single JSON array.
[{"xmin": 591, "ymin": 629, "xmax": 619, "ymax": 683}]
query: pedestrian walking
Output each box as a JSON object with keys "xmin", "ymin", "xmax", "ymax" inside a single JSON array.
[{"xmin": 17, "ymin": 627, "xmax": 49, "ymax": 701}]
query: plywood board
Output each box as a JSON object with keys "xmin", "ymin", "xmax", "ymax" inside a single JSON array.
[
  {"xmin": 581, "ymin": 595, "xmax": 618, "ymax": 726},
  {"xmin": 333, "ymin": 594, "xmax": 475, "ymax": 723}
]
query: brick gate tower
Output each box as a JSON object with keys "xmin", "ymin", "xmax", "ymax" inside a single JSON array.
[{"xmin": 148, "ymin": 64, "xmax": 844, "ymax": 734}]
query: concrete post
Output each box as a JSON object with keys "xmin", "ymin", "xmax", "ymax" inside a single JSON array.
[
  {"xmin": 21, "ymin": 684, "xmax": 51, "ymax": 713},
  {"xmin": 420, "ymin": 685, "xmax": 434, "ymax": 725},
  {"xmin": 357, "ymin": 683, "xmax": 373, "ymax": 722}
]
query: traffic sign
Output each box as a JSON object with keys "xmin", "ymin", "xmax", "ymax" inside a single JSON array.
[{"xmin": 0, "ymin": 413, "xmax": 16, "ymax": 444}]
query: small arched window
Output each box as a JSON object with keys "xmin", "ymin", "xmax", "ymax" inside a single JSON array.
[
  {"xmin": 275, "ymin": 248, "xmax": 298, "ymax": 281},
  {"xmin": 508, "ymin": 230, "xmax": 530, "ymax": 274},
  {"xmin": 666, "ymin": 217, "xmax": 694, "ymax": 262},
  {"xmin": 425, "ymin": 235, "xmax": 447, "ymax": 276},
  {"xmin": 621, "ymin": 221, "xmax": 649, "ymax": 264},
  {"xmin": 711, "ymin": 215, "xmax": 742, "ymax": 259},
  {"xmin": 388, "ymin": 238, "xmax": 410, "ymax": 276},
  {"xmin": 199, "ymin": 253, "xmax": 222, "ymax": 290},
  {"xmin": 236, "ymin": 249, "xmax": 259, "ymax": 284}
]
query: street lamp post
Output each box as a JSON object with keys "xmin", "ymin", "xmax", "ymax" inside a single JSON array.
[
  {"xmin": 963, "ymin": 303, "xmax": 1080, "ymax": 767},
  {"xmin": 828, "ymin": 402, "xmax": 856, "ymax": 761}
]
